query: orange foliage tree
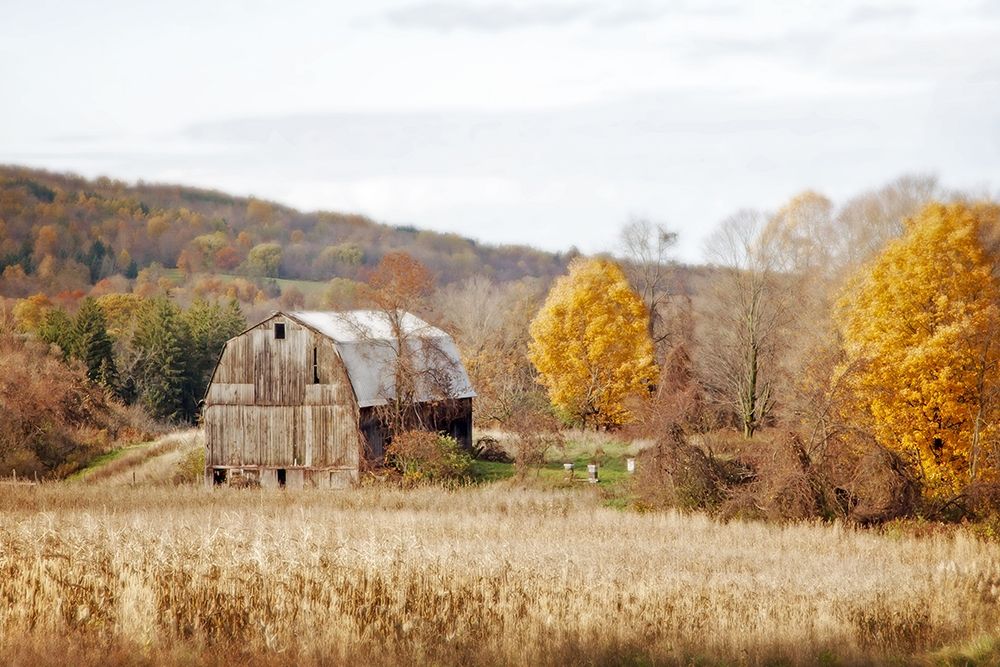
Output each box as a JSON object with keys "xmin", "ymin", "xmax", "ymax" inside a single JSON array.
[
  {"xmin": 837, "ymin": 202, "xmax": 1000, "ymax": 499},
  {"xmin": 363, "ymin": 252, "xmax": 439, "ymax": 438},
  {"xmin": 366, "ymin": 251, "xmax": 434, "ymax": 313},
  {"xmin": 529, "ymin": 258, "xmax": 657, "ymax": 428}
]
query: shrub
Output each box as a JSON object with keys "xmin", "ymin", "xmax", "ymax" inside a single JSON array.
[
  {"xmin": 833, "ymin": 442, "xmax": 921, "ymax": 524},
  {"xmin": 633, "ymin": 423, "xmax": 929, "ymax": 524},
  {"xmin": 633, "ymin": 427, "xmax": 848, "ymax": 520},
  {"xmin": 472, "ymin": 436, "xmax": 513, "ymax": 464},
  {"xmin": 713, "ymin": 430, "xmax": 828, "ymax": 522},
  {"xmin": 508, "ymin": 405, "xmax": 563, "ymax": 479},
  {"xmin": 386, "ymin": 431, "xmax": 472, "ymax": 485},
  {"xmin": 173, "ymin": 445, "xmax": 206, "ymax": 485},
  {"xmin": 633, "ymin": 425, "xmax": 726, "ymax": 512}
]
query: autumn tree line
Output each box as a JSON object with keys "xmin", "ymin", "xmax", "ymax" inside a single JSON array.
[
  {"xmin": 18, "ymin": 295, "xmax": 247, "ymax": 421},
  {"xmin": 4, "ymin": 167, "xmax": 1000, "ymax": 525},
  {"xmin": 514, "ymin": 176, "xmax": 1000, "ymax": 521}
]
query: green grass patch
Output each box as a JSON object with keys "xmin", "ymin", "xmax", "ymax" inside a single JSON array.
[
  {"xmin": 927, "ymin": 635, "xmax": 1000, "ymax": 665},
  {"xmin": 269, "ymin": 276, "xmax": 329, "ymax": 297},
  {"xmin": 542, "ymin": 430, "xmax": 635, "ymax": 486},
  {"xmin": 558, "ymin": 433, "xmax": 633, "ymax": 458},
  {"xmin": 536, "ymin": 459, "xmax": 629, "ymax": 485},
  {"xmin": 469, "ymin": 460, "xmax": 515, "ymax": 483},
  {"xmin": 69, "ymin": 447, "xmax": 130, "ymax": 480},
  {"xmin": 468, "ymin": 429, "xmax": 639, "ymax": 491}
]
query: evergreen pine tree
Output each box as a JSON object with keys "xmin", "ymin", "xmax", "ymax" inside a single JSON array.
[
  {"xmin": 86, "ymin": 240, "xmax": 107, "ymax": 282},
  {"xmin": 135, "ymin": 298, "xmax": 190, "ymax": 421},
  {"xmin": 71, "ymin": 297, "xmax": 118, "ymax": 389},
  {"xmin": 37, "ymin": 309, "xmax": 75, "ymax": 359},
  {"xmin": 222, "ymin": 298, "xmax": 247, "ymax": 336},
  {"xmin": 181, "ymin": 298, "xmax": 246, "ymax": 418}
]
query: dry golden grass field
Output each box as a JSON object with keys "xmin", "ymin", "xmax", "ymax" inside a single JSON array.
[{"xmin": 2, "ymin": 479, "xmax": 1000, "ymax": 666}]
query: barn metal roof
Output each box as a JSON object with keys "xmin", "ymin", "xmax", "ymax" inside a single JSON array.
[{"xmin": 287, "ymin": 310, "xmax": 475, "ymax": 408}]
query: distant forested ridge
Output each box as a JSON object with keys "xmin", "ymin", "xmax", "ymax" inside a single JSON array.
[{"xmin": 0, "ymin": 165, "xmax": 571, "ymax": 299}]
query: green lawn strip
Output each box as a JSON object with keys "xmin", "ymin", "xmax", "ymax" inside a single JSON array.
[
  {"xmin": 69, "ymin": 439, "xmax": 160, "ymax": 481},
  {"xmin": 68, "ymin": 447, "xmax": 130, "ymax": 480},
  {"xmin": 469, "ymin": 456, "xmax": 633, "ymax": 489},
  {"xmin": 537, "ymin": 459, "xmax": 628, "ymax": 485},
  {"xmin": 270, "ymin": 276, "xmax": 328, "ymax": 297},
  {"xmin": 557, "ymin": 433, "xmax": 634, "ymax": 461},
  {"xmin": 469, "ymin": 460, "xmax": 515, "ymax": 483},
  {"xmin": 546, "ymin": 433, "xmax": 634, "ymax": 485},
  {"xmin": 469, "ymin": 430, "xmax": 639, "ymax": 489}
]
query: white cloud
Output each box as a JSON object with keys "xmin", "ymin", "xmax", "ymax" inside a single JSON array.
[
  {"xmin": 285, "ymin": 177, "xmax": 523, "ymax": 217},
  {"xmin": 382, "ymin": 1, "xmax": 595, "ymax": 31}
]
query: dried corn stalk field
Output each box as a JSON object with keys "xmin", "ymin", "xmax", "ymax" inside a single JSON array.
[{"xmin": 1, "ymin": 484, "xmax": 999, "ymax": 666}]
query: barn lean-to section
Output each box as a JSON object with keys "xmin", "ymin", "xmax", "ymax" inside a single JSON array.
[{"xmin": 202, "ymin": 310, "xmax": 474, "ymax": 489}]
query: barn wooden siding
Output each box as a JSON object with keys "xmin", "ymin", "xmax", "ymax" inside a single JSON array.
[{"xmin": 204, "ymin": 315, "xmax": 361, "ymax": 488}]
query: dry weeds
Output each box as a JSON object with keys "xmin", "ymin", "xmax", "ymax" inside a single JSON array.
[{"xmin": 1, "ymin": 483, "xmax": 999, "ymax": 666}]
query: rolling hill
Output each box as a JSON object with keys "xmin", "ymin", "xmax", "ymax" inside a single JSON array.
[{"xmin": 0, "ymin": 165, "xmax": 572, "ymax": 302}]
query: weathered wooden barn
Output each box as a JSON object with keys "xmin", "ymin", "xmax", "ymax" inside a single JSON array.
[{"xmin": 202, "ymin": 310, "xmax": 475, "ymax": 488}]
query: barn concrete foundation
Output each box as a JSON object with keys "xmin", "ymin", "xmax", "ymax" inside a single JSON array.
[{"xmin": 207, "ymin": 466, "xmax": 359, "ymax": 489}]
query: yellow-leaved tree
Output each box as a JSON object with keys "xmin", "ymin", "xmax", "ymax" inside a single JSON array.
[
  {"xmin": 836, "ymin": 202, "xmax": 1000, "ymax": 499},
  {"xmin": 529, "ymin": 258, "xmax": 657, "ymax": 428}
]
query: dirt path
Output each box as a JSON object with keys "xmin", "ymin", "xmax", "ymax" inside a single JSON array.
[{"xmin": 74, "ymin": 429, "xmax": 203, "ymax": 485}]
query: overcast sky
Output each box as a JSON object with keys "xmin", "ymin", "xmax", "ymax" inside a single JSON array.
[{"xmin": 2, "ymin": 0, "xmax": 998, "ymax": 261}]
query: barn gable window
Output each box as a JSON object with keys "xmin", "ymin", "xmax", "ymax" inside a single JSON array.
[
  {"xmin": 274, "ymin": 322, "xmax": 285, "ymax": 339},
  {"xmin": 312, "ymin": 347, "xmax": 320, "ymax": 384}
]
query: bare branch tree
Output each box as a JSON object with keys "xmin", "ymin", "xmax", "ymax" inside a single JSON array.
[
  {"xmin": 835, "ymin": 174, "xmax": 939, "ymax": 272},
  {"xmin": 698, "ymin": 210, "xmax": 789, "ymax": 438},
  {"xmin": 434, "ymin": 276, "xmax": 544, "ymax": 426},
  {"xmin": 618, "ymin": 217, "xmax": 679, "ymax": 359}
]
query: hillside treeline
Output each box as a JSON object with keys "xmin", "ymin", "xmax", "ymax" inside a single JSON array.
[{"xmin": 0, "ymin": 165, "xmax": 570, "ymax": 306}]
